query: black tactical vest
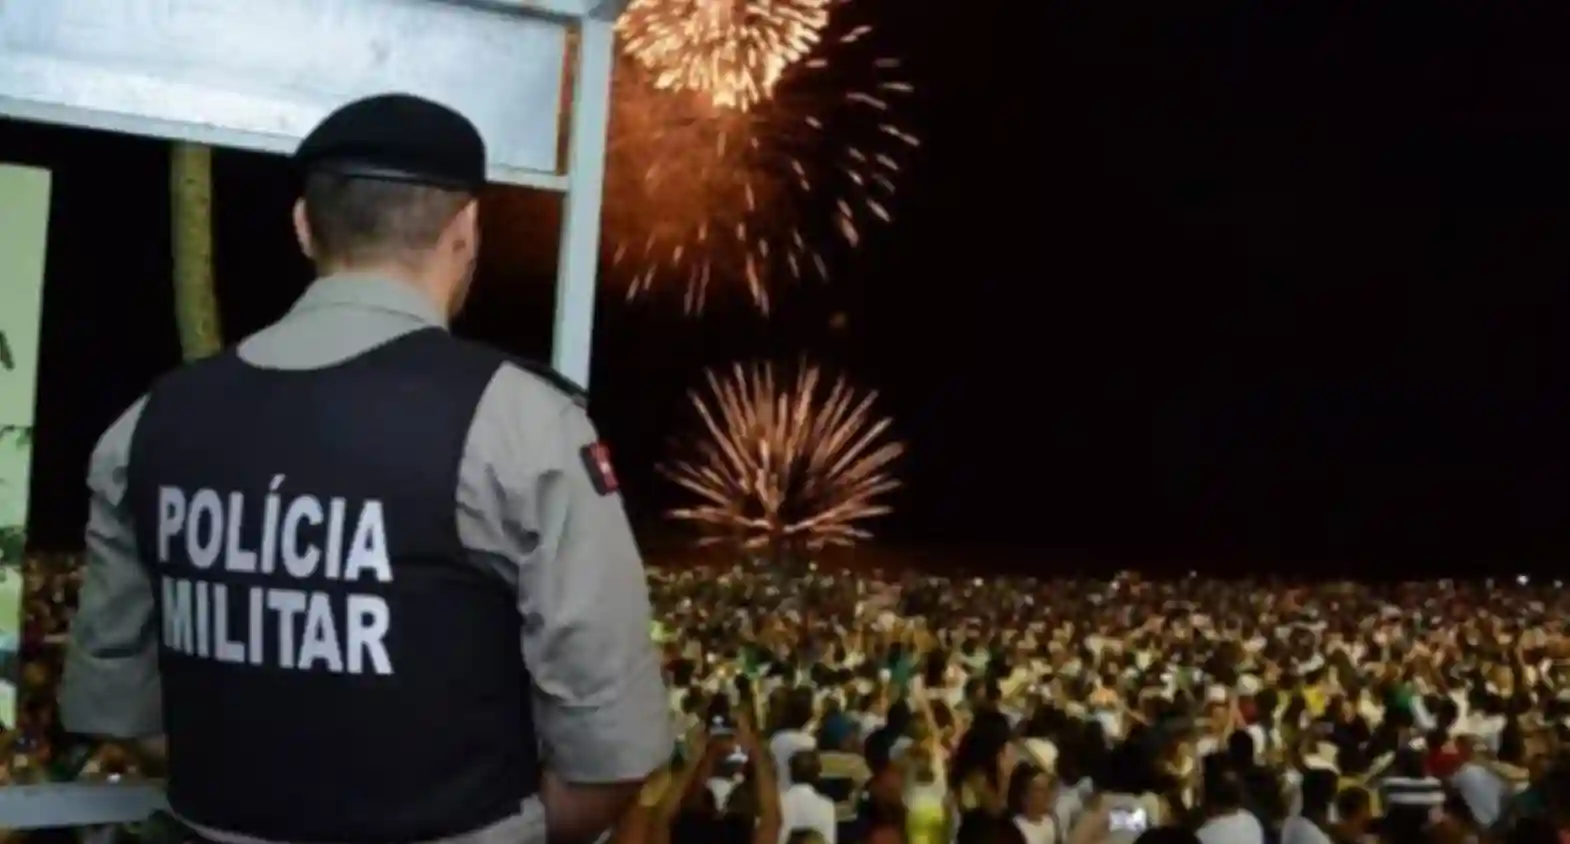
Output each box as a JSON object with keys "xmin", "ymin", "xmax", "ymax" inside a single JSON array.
[{"xmin": 126, "ymin": 328, "xmax": 540, "ymax": 842}]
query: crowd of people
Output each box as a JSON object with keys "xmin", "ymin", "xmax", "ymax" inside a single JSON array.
[
  {"xmin": 6, "ymin": 555, "xmax": 1570, "ymax": 844},
  {"xmin": 0, "ymin": 554, "xmax": 146, "ymax": 792},
  {"xmin": 612, "ymin": 563, "xmax": 1570, "ymax": 844}
]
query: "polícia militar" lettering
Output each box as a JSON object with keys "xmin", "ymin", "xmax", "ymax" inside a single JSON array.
[{"xmin": 154, "ymin": 475, "xmax": 394, "ymax": 676}]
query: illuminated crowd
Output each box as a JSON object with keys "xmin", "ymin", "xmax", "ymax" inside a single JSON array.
[
  {"xmin": 0, "ymin": 555, "xmax": 151, "ymax": 792},
  {"xmin": 6, "ymin": 557, "xmax": 1570, "ymax": 844},
  {"xmin": 624, "ymin": 564, "xmax": 1570, "ymax": 844}
]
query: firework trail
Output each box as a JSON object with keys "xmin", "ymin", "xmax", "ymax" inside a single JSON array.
[
  {"xmin": 660, "ymin": 361, "xmax": 905, "ymax": 550},
  {"xmin": 606, "ymin": 0, "xmax": 919, "ymax": 314}
]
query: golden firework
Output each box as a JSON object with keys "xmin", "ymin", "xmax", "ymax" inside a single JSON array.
[
  {"xmin": 606, "ymin": 2, "xmax": 919, "ymax": 314},
  {"xmin": 617, "ymin": 0, "xmax": 832, "ymax": 111},
  {"xmin": 660, "ymin": 361, "xmax": 905, "ymax": 550}
]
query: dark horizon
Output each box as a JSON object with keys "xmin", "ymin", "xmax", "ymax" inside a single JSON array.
[{"xmin": 2, "ymin": 3, "xmax": 1568, "ymax": 576}]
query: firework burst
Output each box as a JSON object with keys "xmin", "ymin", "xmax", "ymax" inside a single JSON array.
[
  {"xmin": 605, "ymin": 1, "xmax": 920, "ymax": 314},
  {"xmin": 660, "ymin": 361, "xmax": 905, "ymax": 551},
  {"xmin": 616, "ymin": 0, "xmax": 832, "ymax": 111}
]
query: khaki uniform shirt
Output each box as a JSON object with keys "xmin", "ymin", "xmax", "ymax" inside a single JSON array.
[{"xmin": 59, "ymin": 275, "xmax": 673, "ymax": 844}]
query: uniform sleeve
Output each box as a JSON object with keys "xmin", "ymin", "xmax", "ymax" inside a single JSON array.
[
  {"xmin": 59, "ymin": 396, "xmax": 164, "ymax": 738},
  {"xmin": 458, "ymin": 366, "xmax": 672, "ymax": 784}
]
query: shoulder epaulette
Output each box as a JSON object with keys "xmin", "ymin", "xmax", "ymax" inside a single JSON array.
[{"xmin": 510, "ymin": 357, "xmax": 588, "ymax": 406}]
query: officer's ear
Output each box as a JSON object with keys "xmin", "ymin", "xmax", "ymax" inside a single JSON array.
[
  {"xmin": 292, "ymin": 199, "xmax": 317, "ymax": 260},
  {"xmin": 445, "ymin": 198, "xmax": 479, "ymax": 257}
]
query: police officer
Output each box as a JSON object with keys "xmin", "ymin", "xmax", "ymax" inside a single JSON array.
[{"xmin": 60, "ymin": 94, "xmax": 672, "ymax": 844}]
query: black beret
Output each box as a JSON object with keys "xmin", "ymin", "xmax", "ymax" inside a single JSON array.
[{"xmin": 295, "ymin": 93, "xmax": 486, "ymax": 191}]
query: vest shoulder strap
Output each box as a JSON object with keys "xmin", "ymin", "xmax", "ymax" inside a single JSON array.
[
  {"xmin": 507, "ymin": 357, "xmax": 588, "ymax": 407},
  {"xmin": 410, "ymin": 332, "xmax": 589, "ymax": 407}
]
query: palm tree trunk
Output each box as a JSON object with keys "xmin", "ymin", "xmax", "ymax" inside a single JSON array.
[{"xmin": 170, "ymin": 142, "xmax": 221, "ymax": 360}]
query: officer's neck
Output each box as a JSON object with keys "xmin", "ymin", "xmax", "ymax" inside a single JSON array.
[{"xmin": 319, "ymin": 261, "xmax": 456, "ymax": 326}]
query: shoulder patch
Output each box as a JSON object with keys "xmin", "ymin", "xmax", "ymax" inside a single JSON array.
[
  {"xmin": 580, "ymin": 441, "xmax": 620, "ymax": 495},
  {"xmin": 509, "ymin": 357, "xmax": 588, "ymax": 407}
]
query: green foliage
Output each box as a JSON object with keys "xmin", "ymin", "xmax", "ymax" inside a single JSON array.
[
  {"xmin": 0, "ymin": 525, "xmax": 21, "ymax": 565},
  {"xmin": 0, "ymin": 424, "xmax": 31, "ymax": 448},
  {"xmin": 0, "ymin": 427, "xmax": 33, "ymax": 562}
]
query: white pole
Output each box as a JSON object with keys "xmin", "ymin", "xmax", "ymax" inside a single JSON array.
[{"xmin": 550, "ymin": 15, "xmax": 614, "ymax": 387}]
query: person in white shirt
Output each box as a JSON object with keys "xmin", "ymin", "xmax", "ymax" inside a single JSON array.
[
  {"xmin": 779, "ymin": 752, "xmax": 837, "ymax": 844},
  {"xmin": 1196, "ymin": 769, "xmax": 1265, "ymax": 844},
  {"xmin": 1451, "ymin": 759, "xmax": 1511, "ymax": 829},
  {"xmin": 771, "ymin": 689, "xmax": 819, "ymax": 787},
  {"xmin": 1008, "ymin": 762, "xmax": 1061, "ymax": 844},
  {"xmin": 1281, "ymin": 770, "xmax": 1338, "ymax": 844},
  {"xmin": 1047, "ymin": 749, "xmax": 1092, "ymax": 833}
]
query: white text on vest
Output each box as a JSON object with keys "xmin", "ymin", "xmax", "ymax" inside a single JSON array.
[{"xmin": 155, "ymin": 477, "xmax": 394, "ymax": 675}]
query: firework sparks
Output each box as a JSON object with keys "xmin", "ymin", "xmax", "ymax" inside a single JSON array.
[
  {"xmin": 616, "ymin": 0, "xmax": 832, "ymax": 111},
  {"xmin": 605, "ymin": 5, "xmax": 920, "ymax": 314},
  {"xmin": 660, "ymin": 361, "xmax": 905, "ymax": 551}
]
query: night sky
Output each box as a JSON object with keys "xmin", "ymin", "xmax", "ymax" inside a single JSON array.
[{"xmin": 2, "ymin": 3, "xmax": 1568, "ymax": 576}]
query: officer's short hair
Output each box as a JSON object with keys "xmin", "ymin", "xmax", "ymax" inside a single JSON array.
[{"xmin": 302, "ymin": 172, "xmax": 471, "ymax": 266}]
